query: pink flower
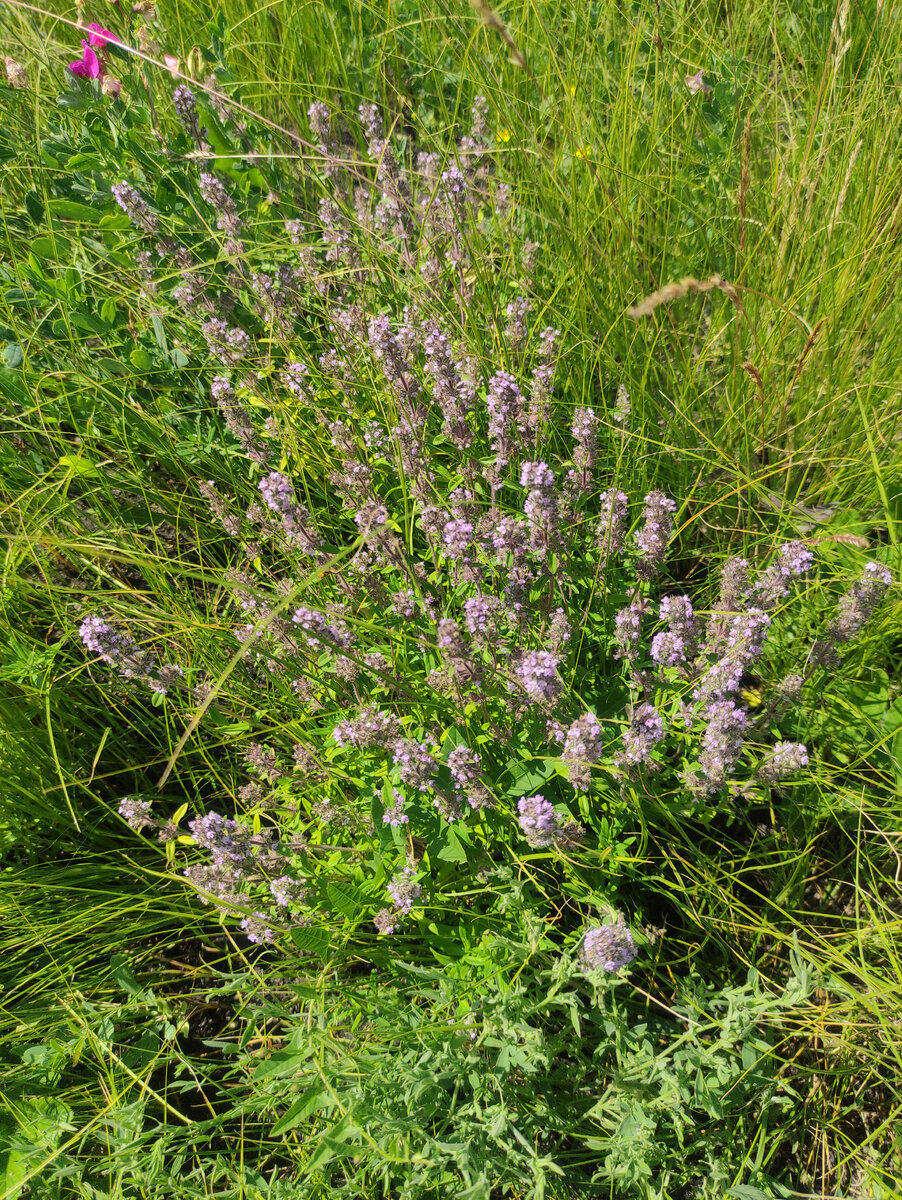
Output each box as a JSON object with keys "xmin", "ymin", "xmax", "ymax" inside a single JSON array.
[
  {"xmin": 685, "ymin": 69, "xmax": 712, "ymax": 96},
  {"xmin": 86, "ymin": 23, "xmax": 116, "ymax": 48},
  {"xmin": 69, "ymin": 42, "xmax": 102, "ymax": 78}
]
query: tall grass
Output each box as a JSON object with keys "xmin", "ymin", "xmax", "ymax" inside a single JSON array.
[{"xmin": 1, "ymin": 0, "xmax": 901, "ymax": 1196}]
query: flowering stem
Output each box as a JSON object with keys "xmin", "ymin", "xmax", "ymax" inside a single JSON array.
[{"xmin": 157, "ymin": 536, "xmax": 363, "ymax": 788}]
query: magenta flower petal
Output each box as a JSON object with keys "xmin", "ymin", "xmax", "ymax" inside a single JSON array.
[
  {"xmin": 69, "ymin": 43, "xmax": 102, "ymax": 79},
  {"xmin": 87, "ymin": 23, "xmax": 116, "ymax": 48}
]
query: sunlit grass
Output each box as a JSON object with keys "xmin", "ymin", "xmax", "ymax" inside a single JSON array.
[{"xmin": 1, "ymin": 0, "xmax": 901, "ymax": 1196}]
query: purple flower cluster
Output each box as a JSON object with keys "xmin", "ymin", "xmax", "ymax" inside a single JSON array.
[
  {"xmin": 307, "ymin": 100, "xmax": 335, "ymax": 159},
  {"xmin": 649, "ymin": 630, "xmax": 687, "ymax": 667},
  {"xmin": 244, "ymin": 742, "xmax": 284, "ymax": 782},
  {"xmin": 814, "ymin": 561, "xmax": 892, "ymax": 664},
  {"xmin": 80, "ymin": 616, "xmax": 140, "ymax": 670},
  {"xmin": 486, "ymin": 371, "xmax": 525, "ymax": 470},
  {"xmin": 569, "ymin": 406, "xmax": 598, "ymax": 494},
  {"xmin": 199, "ymin": 172, "xmax": 242, "ymax": 237},
  {"xmin": 180, "ymin": 799, "xmax": 305, "ymax": 942},
  {"xmin": 291, "ymin": 606, "xmax": 329, "ymax": 645},
  {"xmin": 698, "ymin": 700, "xmax": 747, "ymax": 792},
  {"xmin": 447, "ymin": 745, "xmax": 483, "ymax": 807},
  {"xmin": 202, "ymin": 318, "xmax": 251, "ymax": 366},
  {"xmin": 597, "ymin": 489, "xmax": 629, "ymax": 564},
  {"xmin": 651, "ymin": 595, "xmax": 698, "ymax": 667},
  {"xmin": 527, "ymin": 327, "xmax": 560, "ymax": 434},
  {"xmin": 111, "ymin": 181, "xmax": 157, "ymax": 233},
  {"xmin": 240, "ymin": 912, "xmax": 276, "ymax": 945},
  {"xmin": 147, "ymin": 664, "xmax": 184, "ymax": 696},
  {"xmin": 363, "ymin": 420, "xmax": 387, "ymax": 453},
  {"xmin": 634, "ymin": 491, "xmax": 677, "ymax": 579},
  {"xmin": 391, "ymin": 589, "xmax": 417, "ymax": 619},
  {"xmin": 392, "ymin": 739, "xmax": 437, "ymax": 790},
  {"xmin": 442, "ymin": 517, "xmax": 475, "ymax": 561},
  {"xmin": 332, "ymin": 707, "xmax": 401, "ymax": 749},
  {"xmin": 436, "ymin": 618, "xmax": 481, "ymax": 685},
  {"xmin": 613, "ymin": 602, "xmax": 644, "ymax": 662},
  {"xmin": 504, "ymin": 296, "xmax": 531, "ymax": 351},
  {"xmin": 615, "ymin": 703, "xmax": 665, "ymax": 768},
  {"xmin": 382, "ymin": 788, "xmax": 409, "ymax": 826},
  {"xmin": 521, "ymin": 460, "xmax": 559, "ymax": 558},
  {"xmin": 210, "ymin": 378, "xmax": 268, "ymax": 465},
  {"xmin": 173, "ymin": 84, "xmax": 206, "ymax": 145},
  {"xmin": 517, "ymin": 794, "xmax": 560, "ymax": 847},
  {"xmin": 758, "ymin": 741, "xmax": 809, "ymax": 783},
  {"xmin": 354, "ymin": 502, "xmax": 389, "ymax": 532},
  {"xmin": 188, "ymin": 811, "xmax": 255, "ymax": 869},
  {"xmin": 368, "ymin": 314, "xmax": 421, "ymax": 407},
  {"xmin": 694, "ymin": 609, "xmax": 771, "ymax": 706},
  {"xmin": 79, "ymin": 616, "xmax": 180, "ymax": 694},
  {"xmin": 516, "ymin": 650, "xmax": 562, "ymax": 705},
  {"xmin": 546, "ymin": 607, "xmax": 571, "ymax": 652},
  {"xmin": 270, "ymin": 875, "xmax": 306, "ymax": 908},
  {"xmin": 581, "ymin": 921, "xmax": 637, "ymax": 972},
  {"xmin": 258, "ymin": 471, "xmax": 294, "ymax": 514},
  {"xmin": 258, "ymin": 471, "xmax": 321, "ymax": 552},
  {"xmin": 486, "ymin": 513, "xmax": 528, "ymax": 563},
  {"xmin": 754, "ymin": 541, "xmax": 815, "ymax": 609},
  {"xmin": 282, "ymin": 361, "xmax": 310, "ymax": 399},
  {"xmin": 318, "ymin": 197, "xmax": 356, "ymax": 265},
  {"xmin": 386, "ymin": 864, "xmax": 422, "ymax": 914},
  {"xmin": 563, "ymin": 713, "xmax": 603, "ymax": 790},
  {"xmin": 464, "ymin": 593, "xmax": 503, "ymax": 641},
  {"xmin": 373, "ymin": 908, "xmax": 398, "ymax": 935},
  {"xmin": 727, "ymin": 608, "xmax": 771, "ymax": 660},
  {"xmin": 704, "ymin": 557, "xmax": 750, "ymax": 654},
  {"xmin": 118, "ymin": 797, "xmax": 154, "ymax": 831},
  {"xmin": 423, "ymin": 328, "xmax": 475, "ymax": 449}
]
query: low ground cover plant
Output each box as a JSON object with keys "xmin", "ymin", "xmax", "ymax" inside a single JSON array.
[{"xmin": 2, "ymin": 1, "xmax": 902, "ymax": 1197}]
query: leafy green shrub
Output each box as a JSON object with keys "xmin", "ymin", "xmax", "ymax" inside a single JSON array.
[{"xmin": 36, "ymin": 82, "xmax": 889, "ymax": 958}]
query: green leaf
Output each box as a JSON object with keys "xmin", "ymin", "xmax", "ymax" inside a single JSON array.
[
  {"xmin": 129, "ymin": 348, "xmax": 157, "ymax": 372},
  {"xmin": 150, "ymin": 314, "xmax": 168, "ymax": 352},
  {"xmin": 58, "ymin": 454, "xmax": 100, "ymax": 477},
  {"xmin": 269, "ymin": 1085, "xmax": 332, "ymax": 1136},
  {"xmin": 503, "ymin": 756, "xmax": 558, "ymax": 798},
  {"xmin": 252, "ymin": 1047, "xmax": 312, "ymax": 1081},
  {"xmin": 0, "ymin": 369, "xmax": 28, "ymax": 406},
  {"xmin": 110, "ymin": 954, "xmax": 141, "ymax": 997},
  {"xmin": 290, "ymin": 925, "xmax": 331, "ymax": 960},
  {"xmin": 302, "ymin": 1114, "xmax": 358, "ymax": 1176},
  {"xmin": 47, "ymin": 199, "xmax": 107, "ymax": 223},
  {"xmin": 30, "ymin": 237, "xmax": 58, "ymax": 259},
  {"xmin": 437, "ymin": 826, "xmax": 468, "ymax": 862},
  {"xmin": 727, "ymin": 1187, "xmax": 772, "ymax": 1200},
  {"xmin": 1, "ymin": 344, "xmax": 23, "ymax": 369},
  {"xmin": 99, "ymin": 213, "xmax": 133, "ymax": 230},
  {"xmin": 24, "ymin": 190, "xmax": 44, "ymax": 223},
  {"xmin": 326, "ymin": 881, "xmax": 365, "ymax": 919},
  {"xmin": 96, "ymin": 358, "xmax": 131, "ymax": 377},
  {"xmin": 70, "ymin": 312, "xmax": 109, "ymax": 335}
]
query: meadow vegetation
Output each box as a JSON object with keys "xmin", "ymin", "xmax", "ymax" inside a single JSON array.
[{"xmin": 1, "ymin": 0, "xmax": 901, "ymax": 1196}]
